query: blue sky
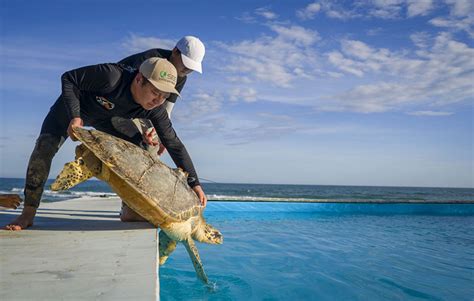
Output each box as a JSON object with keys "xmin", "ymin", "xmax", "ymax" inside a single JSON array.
[{"xmin": 0, "ymin": 0, "xmax": 473, "ymax": 187}]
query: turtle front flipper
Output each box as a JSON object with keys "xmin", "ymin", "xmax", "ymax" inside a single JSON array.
[
  {"xmin": 158, "ymin": 230, "xmax": 177, "ymax": 265},
  {"xmin": 183, "ymin": 237, "xmax": 209, "ymax": 284},
  {"xmin": 51, "ymin": 145, "xmax": 102, "ymax": 191},
  {"xmin": 192, "ymin": 220, "xmax": 223, "ymax": 245}
]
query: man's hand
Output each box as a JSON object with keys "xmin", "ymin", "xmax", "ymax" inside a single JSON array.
[
  {"xmin": 192, "ymin": 185, "xmax": 207, "ymax": 207},
  {"xmin": 67, "ymin": 117, "xmax": 84, "ymax": 141},
  {"xmin": 142, "ymin": 128, "xmax": 167, "ymax": 156},
  {"xmin": 142, "ymin": 128, "xmax": 159, "ymax": 146}
]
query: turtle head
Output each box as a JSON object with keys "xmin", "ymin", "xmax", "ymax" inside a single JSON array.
[
  {"xmin": 192, "ymin": 221, "xmax": 223, "ymax": 244},
  {"xmin": 51, "ymin": 156, "xmax": 92, "ymax": 191},
  {"xmin": 51, "ymin": 145, "xmax": 102, "ymax": 191}
]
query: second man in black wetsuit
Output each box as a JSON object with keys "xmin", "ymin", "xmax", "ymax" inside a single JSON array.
[{"xmin": 118, "ymin": 36, "xmax": 205, "ymax": 155}]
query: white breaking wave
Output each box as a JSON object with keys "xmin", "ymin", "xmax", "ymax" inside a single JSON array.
[
  {"xmin": 67, "ymin": 191, "xmax": 117, "ymax": 198},
  {"xmin": 4, "ymin": 188, "xmax": 116, "ymax": 200}
]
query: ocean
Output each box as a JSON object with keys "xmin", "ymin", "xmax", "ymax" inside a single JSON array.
[{"xmin": 1, "ymin": 177, "xmax": 473, "ymax": 204}]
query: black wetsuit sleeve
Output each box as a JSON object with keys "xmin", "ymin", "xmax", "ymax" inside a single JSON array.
[
  {"xmin": 148, "ymin": 107, "xmax": 200, "ymax": 187},
  {"xmin": 168, "ymin": 76, "xmax": 186, "ymax": 104},
  {"xmin": 61, "ymin": 64, "xmax": 122, "ymax": 119},
  {"xmin": 118, "ymin": 49, "xmax": 165, "ymax": 69}
]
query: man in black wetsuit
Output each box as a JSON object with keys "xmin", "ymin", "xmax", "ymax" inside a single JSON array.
[
  {"xmin": 118, "ymin": 36, "xmax": 205, "ymax": 154},
  {"xmin": 120, "ymin": 35, "xmax": 205, "ymax": 117},
  {"xmin": 5, "ymin": 57, "xmax": 207, "ymax": 230}
]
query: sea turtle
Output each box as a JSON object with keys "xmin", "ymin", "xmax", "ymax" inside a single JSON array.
[{"xmin": 51, "ymin": 127, "xmax": 223, "ymax": 284}]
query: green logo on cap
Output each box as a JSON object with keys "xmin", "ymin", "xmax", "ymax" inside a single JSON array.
[{"xmin": 159, "ymin": 71, "xmax": 167, "ymax": 78}]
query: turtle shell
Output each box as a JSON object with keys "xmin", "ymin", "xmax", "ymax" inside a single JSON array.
[{"xmin": 73, "ymin": 127, "xmax": 202, "ymax": 226}]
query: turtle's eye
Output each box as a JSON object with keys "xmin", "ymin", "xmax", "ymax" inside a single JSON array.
[{"xmin": 78, "ymin": 158, "xmax": 84, "ymax": 165}]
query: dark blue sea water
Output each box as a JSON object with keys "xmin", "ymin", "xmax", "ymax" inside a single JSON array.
[{"xmin": 1, "ymin": 177, "xmax": 473, "ymax": 203}]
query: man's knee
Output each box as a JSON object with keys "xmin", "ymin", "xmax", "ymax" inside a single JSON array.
[
  {"xmin": 33, "ymin": 134, "xmax": 66, "ymax": 157},
  {"xmin": 25, "ymin": 134, "xmax": 65, "ymax": 194},
  {"xmin": 120, "ymin": 202, "xmax": 147, "ymax": 222}
]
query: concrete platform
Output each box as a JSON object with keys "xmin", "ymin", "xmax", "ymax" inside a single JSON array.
[{"xmin": 0, "ymin": 197, "xmax": 159, "ymax": 301}]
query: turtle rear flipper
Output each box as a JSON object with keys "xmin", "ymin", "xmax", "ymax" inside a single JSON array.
[
  {"xmin": 158, "ymin": 230, "xmax": 177, "ymax": 265},
  {"xmin": 183, "ymin": 237, "xmax": 209, "ymax": 284}
]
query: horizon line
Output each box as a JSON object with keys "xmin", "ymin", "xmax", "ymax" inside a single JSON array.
[{"xmin": 1, "ymin": 177, "xmax": 473, "ymax": 190}]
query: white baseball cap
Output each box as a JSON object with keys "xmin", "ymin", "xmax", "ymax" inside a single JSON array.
[{"xmin": 176, "ymin": 36, "xmax": 205, "ymax": 74}]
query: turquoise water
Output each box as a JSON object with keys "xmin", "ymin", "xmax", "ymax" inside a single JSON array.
[{"xmin": 160, "ymin": 202, "xmax": 474, "ymax": 301}]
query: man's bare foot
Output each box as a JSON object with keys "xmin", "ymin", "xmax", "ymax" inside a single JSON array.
[
  {"xmin": 0, "ymin": 194, "xmax": 22, "ymax": 209},
  {"xmin": 5, "ymin": 205, "xmax": 36, "ymax": 231},
  {"xmin": 120, "ymin": 203, "xmax": 147, "ymax": 222}
]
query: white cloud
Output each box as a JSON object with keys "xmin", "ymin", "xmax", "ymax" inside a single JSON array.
[
  {"xmin": 321, "ymin": 1, "xmax": 361, "ymax": 20},
  {"xmin": 173, "ymin": 116, "xmax": 228, "ymax": 140},
  {"xmin": 444, "ymin": 0, "xmax": 474, "ymax": 17},
  {"xmin": 406, "ymin": 0, "xmax": 434, "ymax": 17},
  {"xmin": 256, "ymin": 112, "xmax": 293, "ymax": 121},
  {"xmin": 255, "ymin": 7, "xmax": 278, "ymax": 20},
  {"xmin": 321, "ymin": 82, "xmax": 414, "ymax": 113},
  {"xmin": 296, "ymin": 2, "xmax": 321, "ymax": 20},
  {"xmin": 369, "ymin": 0, "xmax": 404, "ymax": 19},
  {"xmin": 174, "ymin": 91, "xmax": 222, "ymax": 122},
  {"xmin": 122, "ymin": 34, "xmax": 176, "ymax": 53},
  {"xmin": 407, "ymin": 111, "xmax": 454, "ymax": 116},
  {"xmin": 229, "ymin": 88, "xmax": 258, "ymax": 102},
  {"xmin": 201, "ymin": 4, "xmax": 472, "ymax": 117},
  {"xmin": 306, "ymin": 0, "xmax": 404, "ymax": 20},
  {"xmin": 226, "ymin": 76, "xmax": 253, "ymax": 84},
  {"xmin": 429, "ymin": 15, "xmax": 474, "ymax": 38},
  {"xmin": 269, "ymin": 24, "xmax": 320, "ymax": 46},
  {"xmin": 222, "ymin": 55, "xmax": 293, "ymax": 87},
  {"xmin": 428, "ymin": 0, "xmax": 474, "ymax": 38},
  {"xmin": 216, "ymin": 12, "xmax": 472, "ymax": 113},
  {"xmin": 235, "ymin": 12, "xmax": 256, "ymax": 24},
  {"xmin": 322, "ymin": 32, "xmax": 474, "ymax": 113},
  {"xmin": 327, "ymin": 51, "xmax": 364, "ymax": 77},
  {"xmin": 341, "ymin": 40, "xmax": 375, "ymax": 60},
  {"xmin": 410, "ymin": 32, "xmax": 431, "ymax": 48},
  {"xmin": 306, "ymin": 0, "xmax": 445, "ymax": 20},
  {"xmin": 236, "ymin": 7, "xmax": 278, "ymax": 24},
  {"xmin": 369, "ymin": 0, "xmax": 434, "ymax": 18},
  {"xmin": 367, "ymin": 27, "xmax": 384, "ymax": 36},
  {"xmin": 328, "ymin": 39, "xmax": 421, "ymax": 77},
  {"xmin": 216, "ymin": 24, "xmax": 320, "ymax": 88}
]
